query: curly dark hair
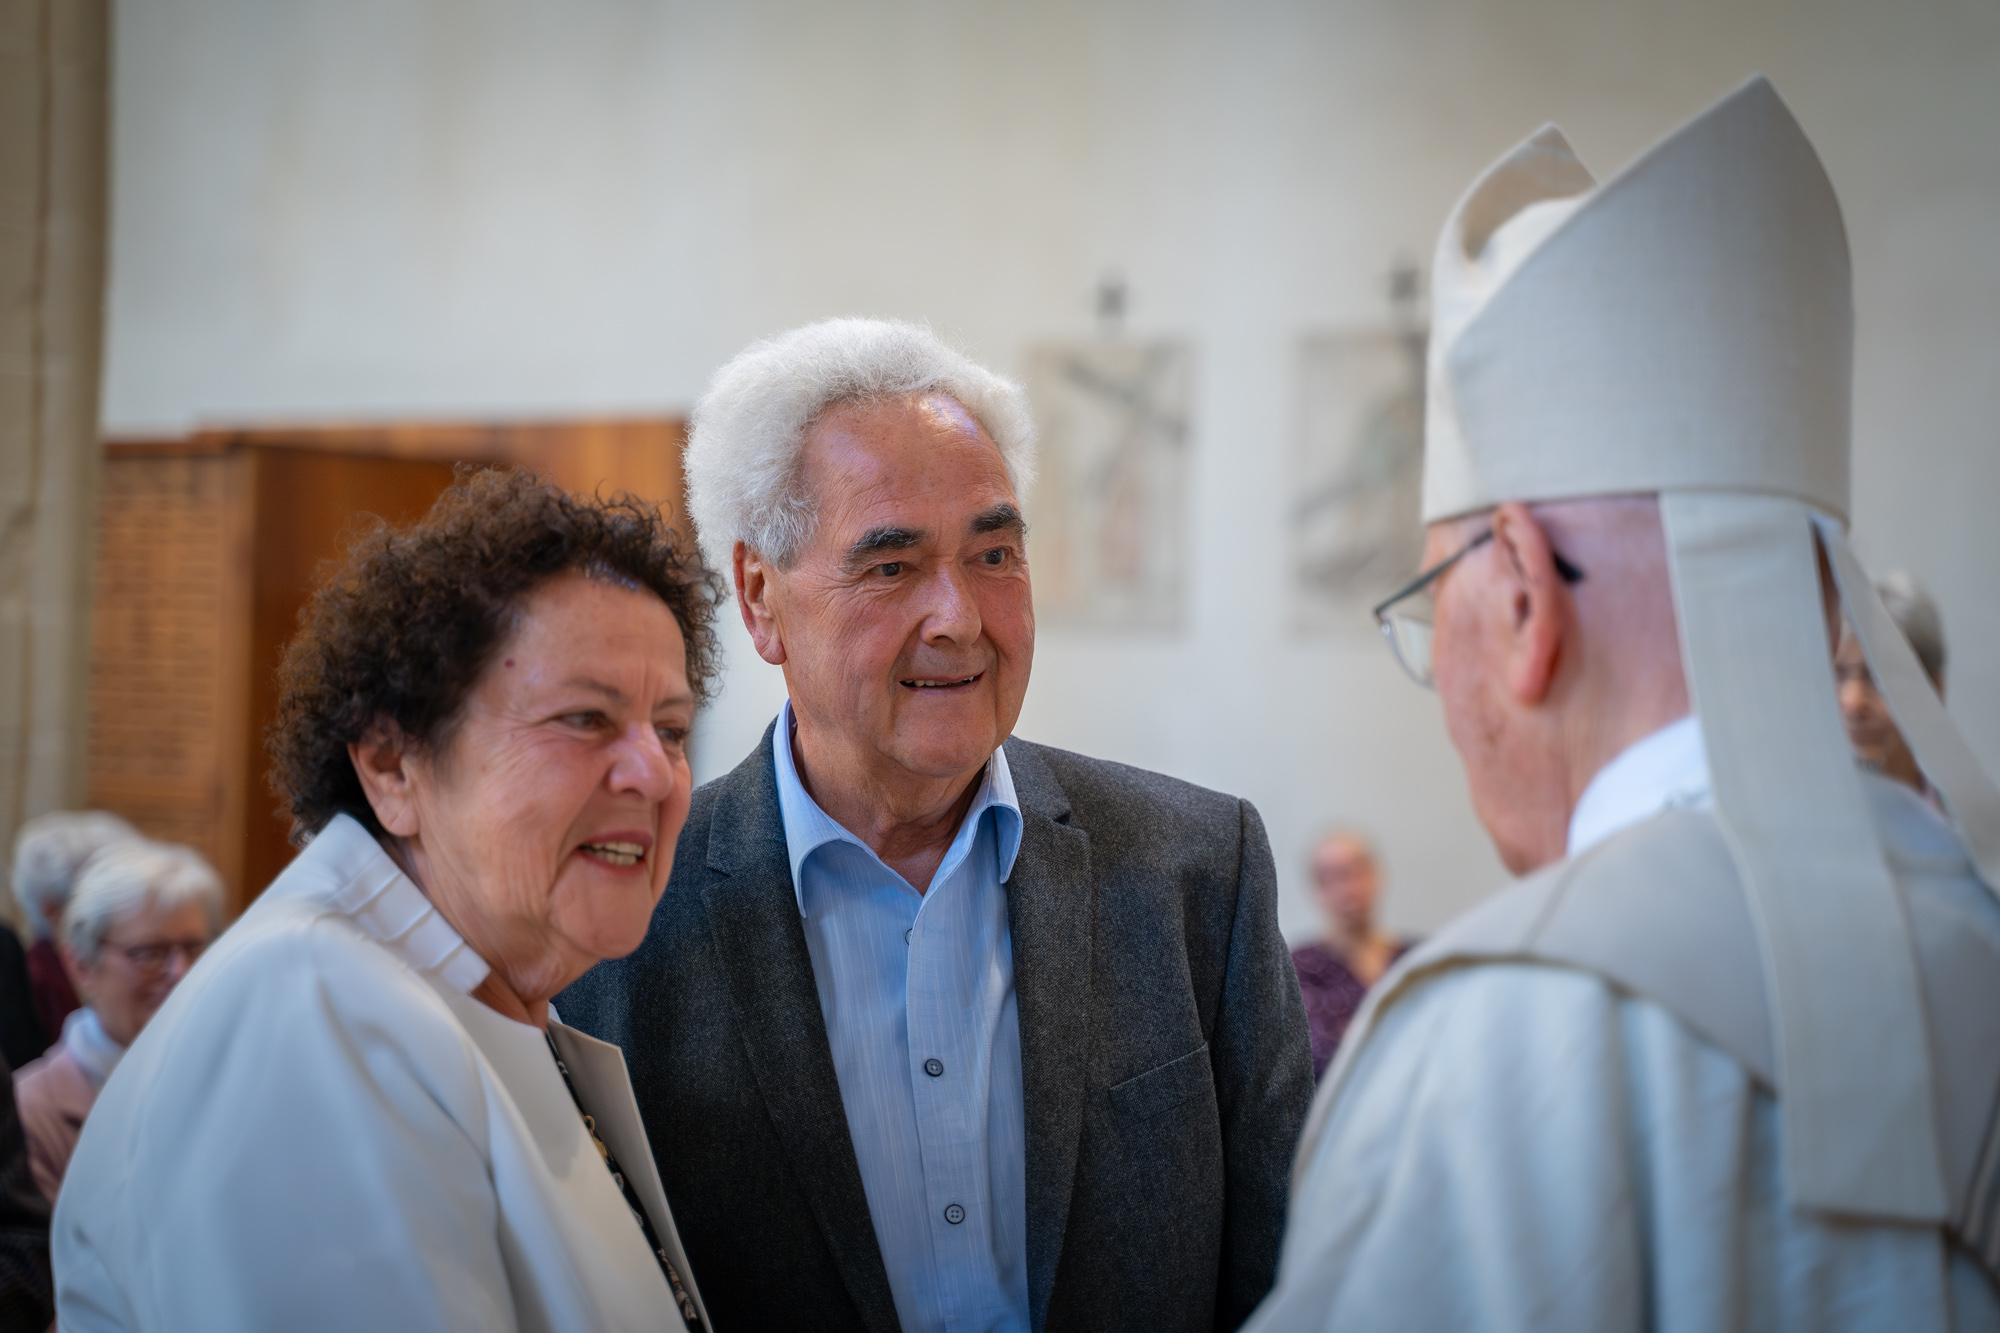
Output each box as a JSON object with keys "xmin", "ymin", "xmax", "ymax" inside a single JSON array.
[{"xmin": 268, "ymin": 466, "xmax": 724, "ymax": 842}]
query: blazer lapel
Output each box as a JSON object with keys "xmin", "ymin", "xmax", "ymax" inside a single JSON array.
[
  {"xmin": 698, "ymin": 725, "xmax": 901, "ymax": 1332},
  {"xmin": 1002, "ymin": 741, "xmax": 1095, "ymax": 1331},
  {"xmin": 548, "ymin": 1022, "xmax": 714, "ymax": 1333}
]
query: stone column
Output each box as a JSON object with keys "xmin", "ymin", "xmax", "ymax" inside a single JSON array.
[{"xmin": 0, "ymin": 0, "xmax": 111, "ymax": 915}]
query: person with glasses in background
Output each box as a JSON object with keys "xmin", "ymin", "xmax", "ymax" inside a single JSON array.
[
  {"xmin": 1250, "ymin": 78, "xmax": 2000, "ymax": 1332},
  {"xmin": 12, "ymin": 840, "xmax": 220, "ymax": 1202}
]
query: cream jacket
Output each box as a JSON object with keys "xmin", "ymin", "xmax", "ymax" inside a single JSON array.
[{"xmin": 53, "ymin": 814, "xmax": 708, "ymax": 1333}]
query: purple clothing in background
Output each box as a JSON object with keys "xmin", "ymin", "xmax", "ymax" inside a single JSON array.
[
  {"xmin": 24, "ymin": 941, "xmax": 77, "ymax": 1061},
  {"xmin": 1291, "ymin": 940, "xmax": 1412, "ymax": 1080}
]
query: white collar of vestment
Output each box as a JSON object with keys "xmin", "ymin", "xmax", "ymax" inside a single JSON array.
[
  {"xmin": 63, "ymin": 1006, "xmax": 125, "ymax": 1091},
  {"xmin": 771, "ymin": 698, "xmax": 1024, "ymax": 911},
  {"xmin": 1566, "ymin": 714, "xmax": 1714, "ymax": 858},
  {"xmin": 309, "ymin": 813, "xmax": 492, "ymax": 996}
]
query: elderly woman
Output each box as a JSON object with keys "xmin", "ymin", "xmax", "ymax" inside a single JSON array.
[
  {"xmin": 9, "ymin": 811, "xmax": 140, "ymax": 1054},
  {"xmin": 12, "ymin": 840, "xmax": 220, "ymax": 1201},
  {"xmin": 54, "ymin": 470, "xmax": 720, "ymax": 1333}
]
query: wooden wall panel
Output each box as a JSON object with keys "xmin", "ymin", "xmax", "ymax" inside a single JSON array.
[
  {"xmin": 239, "ymin": 449, "xmax": 457, "ymax": 902},
  {"xmin": 86, "ymin": 448, "xmax": 249, "ymax": 892},
  {"xmin": 198, "ymin": 418, "xmax": 688, "ymax": 519}
]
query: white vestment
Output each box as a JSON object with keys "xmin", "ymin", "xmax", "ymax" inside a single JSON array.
[
  {"xmin": 54, "ymin": 814, "xmax": 708, "ymax": 1333},
  {"xmin": 1247, "ymin": 724, "xmax": 2000, "ymax": 1333}
]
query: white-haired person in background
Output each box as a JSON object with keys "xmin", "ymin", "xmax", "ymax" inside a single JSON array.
[
  {"xmin": 558, "ymin": 317, "xmax": 1311, "ymax": 1332},
  {"xmin": 1835, "ymin": 571, "xmax": 1947, "ymax": 795},
  {"xmin": 13, "ymin": 840, "xmax": 220, "ymax": 1201},
  {"xmin": 9, "ymin": 812, "xmax": 140, "ymax": 1057}
]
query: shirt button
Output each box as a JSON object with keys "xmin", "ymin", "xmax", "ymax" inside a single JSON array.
[
  {"xmin": 904, "ymin": 928, "xmax": 912, "ymax": 943},
  {"xmin": 924, "ymin": 1058, "xmax": 944, "ymax": 1077},
  {"xmin": 944, "ymin": 1203, "xmax": 965, "ymax": 1225}
]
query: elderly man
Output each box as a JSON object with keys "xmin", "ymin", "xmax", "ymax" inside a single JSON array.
[
  {"xmin": 1836, "ymin": 571, "xmax": 1947, "ymax": 792},
  {"xmin": 1289, "ymin": 832, "xmax": 1406, "ymax": 1079},
  {"xmin": 560, "ymin": 318, "xmax": 1311, "ymax": 1333},
  {"xmin": 1247, "ymin": 78, "xmax": 2000, "ymax": 1331}
]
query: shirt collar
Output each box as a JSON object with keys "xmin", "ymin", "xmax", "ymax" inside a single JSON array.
[
  {"xmin": 1566, "ymin": 713, "xmax": 1714, "ymax": 858},
  {"xmin": 770, "ymin": 699, "xmax": 1024, "ymax": 911},
  {"xmin": 64, "ymin": 1006, "xmax": 125, "ymax": 1091},
  {"xmin": 310, "ymin": 814, "xmax": 493, "ymax": 996}
]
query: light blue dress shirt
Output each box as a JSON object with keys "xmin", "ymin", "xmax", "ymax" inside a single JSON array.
[{"xmin": 773, "ymin": 701, "xmax": 1029, "ymax": 1333}]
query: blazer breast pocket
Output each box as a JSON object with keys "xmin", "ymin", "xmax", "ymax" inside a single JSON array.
[{"xmin": 1108, "ymin": 1044, "xmax": 1213, "ymax": 1124}]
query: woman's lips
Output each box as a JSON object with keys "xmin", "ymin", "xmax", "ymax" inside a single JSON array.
[{"xmin": 576, "ymin": 833, "xmax": 653, "ymax": 869}]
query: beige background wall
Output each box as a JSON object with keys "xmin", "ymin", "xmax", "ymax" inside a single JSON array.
[
  {"xmin": 101, "ymin": 0, "xmax": 2000, "ymax": 941},
  {"xmin": 2, "ymin": 0, "xmax": 109, "ymax": 928}
]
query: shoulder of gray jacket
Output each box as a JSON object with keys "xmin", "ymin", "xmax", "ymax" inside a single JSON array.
[{"xmin": 1001, "ymin": 735, "xmax": 1259, "ymax": 832}]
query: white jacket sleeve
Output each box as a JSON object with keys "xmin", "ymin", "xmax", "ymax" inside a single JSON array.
[{"xmin": 56, "ymin": 923, "xmax": 519, "ymax": 1333}]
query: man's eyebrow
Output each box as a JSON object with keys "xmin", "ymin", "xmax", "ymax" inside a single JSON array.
[
  {"xmin": 970, "ymin": 503, "xmax": 1025, "ymax": 537},
  {"xmin": 845, "ymin": 526, "xmax": 926, "ymax": 570}
]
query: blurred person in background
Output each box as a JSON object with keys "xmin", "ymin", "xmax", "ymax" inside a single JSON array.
[
  {"xmin": 12, "ymin": 841, "xmax": 220, "ymax": 1203},
  {"xmin": 54, "ymin": 471, "xmax": 721, "ymax": 1332},
  {"xmin": 8, "ymin": 814, "xmax": 138, "ymax": 1057},
  {"xmin": 0, "ymin": 932, "xmax": 42, "ymax": 1077},
  {"xmin": 1290, "ymin": 832, "xmax": 1410, "ymax": 1079},
  {"xmin": 1834, "ymin": 570, "xmax": 1945, "ymax": 794},
  {"xmin": 0, "ymin": 1070, "xmax": 53, "ymax": 1332}
]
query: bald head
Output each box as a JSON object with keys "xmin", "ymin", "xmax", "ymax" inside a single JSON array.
[
  {"xmin": 1426, "ymin": 494, "xmax": 1690, "ymax": 874},
  {"xmin": 1310, "ymin": 831, "xmax": 1382, "ymax": 936}
]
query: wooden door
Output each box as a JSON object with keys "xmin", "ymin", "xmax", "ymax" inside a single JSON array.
[{"xmin": 238, "ymin": 447, "xmax": 458, "ymax": 902}]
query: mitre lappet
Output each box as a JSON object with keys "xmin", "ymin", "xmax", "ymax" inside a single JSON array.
[{"xmin": 1423, "ymin": 75, "xmax": 2000, "ymax": 1223}]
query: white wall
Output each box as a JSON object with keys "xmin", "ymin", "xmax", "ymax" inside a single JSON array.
[{"xmin": 105, "ymin": 0, "xmax": 2000, "ymax": 941}]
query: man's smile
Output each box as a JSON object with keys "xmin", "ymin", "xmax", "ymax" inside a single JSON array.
[{"xmin": 899, "ymin": 671, "xmax": 984, "ymax": 691}]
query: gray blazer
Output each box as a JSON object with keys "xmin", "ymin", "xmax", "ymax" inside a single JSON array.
[{"xmin": 557, "ymin": 726, "xmax": 1313, "ymax": 1332}]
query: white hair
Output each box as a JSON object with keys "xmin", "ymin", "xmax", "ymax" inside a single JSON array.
[
  {"xmin": 1875, "ymin": 570, "xmax": 1946, "ymax": 688},
  {"xmin": 685, "ymin": 318, "xmax": 1038, "ymax": 571},
  {"xmin": 11, "ymin": 810, "xmax": 140, "ymax": 940},
  {"xmin": 63, "ymin": 841, "xmax": 224, "ymax": 968}
]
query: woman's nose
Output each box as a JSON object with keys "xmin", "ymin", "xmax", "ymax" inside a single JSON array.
[{"xmin": 610, "ymin": 722, "xmax": 677, "ymax": 799}]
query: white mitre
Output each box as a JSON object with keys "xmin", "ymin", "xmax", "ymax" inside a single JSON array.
[{"xmin": 1425, "ymin": 75, "xmax": 2000, "ymax": 1222}]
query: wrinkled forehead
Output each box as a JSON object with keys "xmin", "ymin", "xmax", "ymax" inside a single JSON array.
[
  {"xmin": 802, "ymin": 394, "xmax": 1016, "ymax": 514},
  {"xmin": 810, "ymin": 391, "xmax": 989, "ymax": 446}
]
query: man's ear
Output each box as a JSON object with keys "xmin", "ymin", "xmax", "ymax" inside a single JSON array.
[
  {"xmin": 348, "ymin": 721, "xmax": 424, "ymax": 839},
  {"xmin": 1489, "ymin": 502, "xmax": 1570, "ymax": 706},
  {"xmin": 736, "ymin": 542, "xmax": 788, "ymax": 667}
]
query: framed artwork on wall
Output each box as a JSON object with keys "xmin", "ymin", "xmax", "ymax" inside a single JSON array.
[
  {"xmin": 1021, "ymin": 338, "xmax": 1193, "ymax": 632},
  {"xmin": 1290, "ymin": 327, "xmax": 1426, "ymax": 636}
]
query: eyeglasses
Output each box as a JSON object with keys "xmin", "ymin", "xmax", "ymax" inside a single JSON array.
[
  {"xmin": 104, "ymin": 938, "xmax": 207, "ymax": 977},
  {"xmin": 1372, "ymin": 529, "xmax": 1585, "ymax": 687}
]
